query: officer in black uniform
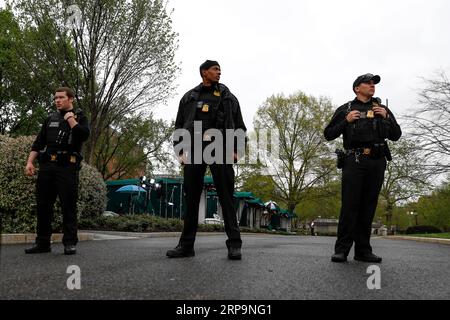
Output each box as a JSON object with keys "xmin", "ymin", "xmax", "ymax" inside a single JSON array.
[
  {"xmin": 167, "ymin": 60, "xmax": 247, "ymax": 260},
  {"xmin": 24, "ymin": 87, "xmax": 90, "ymax": 255},
  {"xmin": 324, "ymin": 74, "xmax": 401, "ymax": 263}
]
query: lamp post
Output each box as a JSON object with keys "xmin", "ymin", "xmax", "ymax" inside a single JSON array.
[
  {"xmin": 168, "ymin": 186, "xmax": 177, "ymax": 219},
  {"xmin": 408, "ymin": 211, "xmax": 418, "ymax": 226},
  {"xmin": 140, "ymin": 176, "xmax": 148, "ymax": 214}
]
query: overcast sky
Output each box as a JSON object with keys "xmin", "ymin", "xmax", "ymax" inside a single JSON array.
[
  {"xmin": 156, "ymin": 0, "xmax": 450, "ymax": 131},
  {"xmin": 2, "ymin": 0, "xmax": 449, "ymax": 131}
]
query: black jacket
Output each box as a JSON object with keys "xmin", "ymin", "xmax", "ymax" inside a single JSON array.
[
  {"xmin": 324, "ymin": 98, "xmax": 402, "ymax": 149},
  {"xmin": 174, "ymin": 83, "xmax": 247, "ymax": 147},
  {"xmin": 175, "ymin": 83, "xmax": 246, "ymax": 131},
  {"xmin": 31, "ymin": 109, "xmax": 90, "ymax": 154}
]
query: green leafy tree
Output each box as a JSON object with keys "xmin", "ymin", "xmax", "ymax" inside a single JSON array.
[
  {"xmin": 95, "ymin": 114, "xmax": 174, "ymax": 180},
  {"xmin": 13, "ymin": 0, "xmax": 179, "ymax": 165},
  {"xmin": 252, "ymin": 92, "xmax": 337, "ymax": 215},
  {"xmin": 241, "ymin": 170, "xmax": 278, "ymax": 202},
  {"xmin": 295, "ymin": 181, "xmax": 341, "ymax": 221},
  {"xmin": 414, "ymin": 182, "xmax": 450, "ymax": 231},
  {"xmin": 379, "ymin": 138, "xmax": 432, "ymax": 225},
  {"xmin": 0, "ymin": 7, "xmax": 77, "ymax": 135}
]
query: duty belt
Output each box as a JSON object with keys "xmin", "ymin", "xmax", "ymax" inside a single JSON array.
[
  {"xmin": 40, "ymin": 151, "xmax": 80, "ymax": 165},
  {"xmin": 345, "ymin": 148, "xmax": 372, "ymax": 163},
  {"xmin": 346, "ymin": 148, "xmax": 371, "ymax": 156}
]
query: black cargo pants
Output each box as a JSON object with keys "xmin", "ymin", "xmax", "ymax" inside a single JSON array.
[
  {"xmin": 35, "ymin": 162, "xmax": 80, "ymax": 246},
  {"xmin": 179, "ymin": 162, "xmax": 242, "ymax": 249},
  {"xmin": 335, "ymin": 154, "xmax": 386, "ymax": 256}
]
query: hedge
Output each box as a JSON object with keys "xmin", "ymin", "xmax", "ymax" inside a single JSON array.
[
  {"xmin": 0, "ymin": 134, "xmax": 107, "ymax": 233},
  {"xmin": 405, "ymin": 225, "xmax": 442, "ymax": 235}
]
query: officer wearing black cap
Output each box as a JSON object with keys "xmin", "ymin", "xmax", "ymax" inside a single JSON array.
[
  {"xmin": 24, "ymin": 87, "xmax": 90, "ymax": 255},
  {"xmin": 167, "ymin": 60, "xmax": 247, "ymax": 260},
  {"xmin": 324, "ymin": 74, "xmax": 401, "ymax": 263}
]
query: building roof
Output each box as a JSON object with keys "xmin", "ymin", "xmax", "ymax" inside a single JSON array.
[
  {"xmin": 208, "ymin": 191, "xmax": 256, "ymax": 199},
  {"xmin": 246, "ymin": 198, "xmax": 265, "ymax": 206},
  {"xmin": 106, "ymin": 179, "xmax": 139, "ymax": 186}
]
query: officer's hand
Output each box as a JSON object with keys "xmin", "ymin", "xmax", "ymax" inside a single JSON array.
[
  {"xmin": 373, "ymin": 106, "xmax": 388, "ymax": 119},
  {"xmin": 64, "ymin": 112, "xmax": 75, "ymax": 121},
  {"xmin": 178, "ymin": 153, "xmax": 188, "ymax": 166},
  {"xmin": 346, "ymin": 111, "xmax": 361, "ymax": 123},
  {"xmin": 25, "ymin": 162, "xmax": 36, "ymax": 176}
]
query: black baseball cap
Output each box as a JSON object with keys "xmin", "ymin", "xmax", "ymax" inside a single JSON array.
[{"xmin": 353, "ymin": 73, "xmax": 381, "ymax": 91}]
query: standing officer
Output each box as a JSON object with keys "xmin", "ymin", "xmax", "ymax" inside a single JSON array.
[
  {"xmin": 24, "ymin": 87, "xmax": 90, "ymax": 255},
  {"xmin": 167, "ymin": 60, "xmax": 247, "ymax": 260},
  {"xmin": 324, "ymin": 74, "xmax": 401, "ymax": 263}
]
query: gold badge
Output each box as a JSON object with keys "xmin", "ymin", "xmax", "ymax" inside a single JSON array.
[
  {"xmin": 367, "ymin": 110, "xmax": 374, "ymax": 118},
  {"xmin": 214, "ymin": 90, "xmax": 221, "ymax": 97},
  {"xmin": 70, "ymin": 156, "xmax": 77, "ymax": 163},
  {"xmin": 51, "ymin": 154, "xmax": 57, "ymax": 161},
  {"xmin": 202, "ymin": 104, "xmax": 209, "ymax": 112}
]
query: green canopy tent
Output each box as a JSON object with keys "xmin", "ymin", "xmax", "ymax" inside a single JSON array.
[
  {"xmin": 106, "ymin": 176, "xmax": 217, "ymax": 219},
  {"xmin": 206, "ymin": 191, "xmax": 255, "ymax": 226},
  {"xmin": 245, "ymin": 197, "xmax": 265, "ymax": 229},
  {"xmin": 105, "ymin": 179, "xmax": 151, "ymax": 214}
]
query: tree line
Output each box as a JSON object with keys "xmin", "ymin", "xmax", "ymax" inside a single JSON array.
[
  {"xmin": 238, "ymin": 73, "xmax": 450, "ymax": 231},
  {"xmin": 0, "ymin": 0, "xmax": 177, "ymax": 179}
]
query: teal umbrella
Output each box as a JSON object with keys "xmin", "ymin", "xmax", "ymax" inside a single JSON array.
[{"xmin": 116, "ymin": 185, "xmax": 146, "ymax": 193}]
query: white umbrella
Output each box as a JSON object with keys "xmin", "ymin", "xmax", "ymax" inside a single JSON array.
[{"xmin": 264, "ymin": 201, "xmax": 278, "ymax": 211}]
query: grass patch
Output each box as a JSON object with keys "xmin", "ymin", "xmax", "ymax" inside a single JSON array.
[{"xmin": 408, "ymin": 233, "xmax": 450, "ymax": 239}]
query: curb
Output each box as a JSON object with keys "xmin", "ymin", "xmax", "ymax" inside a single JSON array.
[
  {"xmin": 1, "ymin": 230, "xmax": 306, "ymax": 245},
  {"xmin": 382, "ymin": 235, "xmax": 450, "ymax": 245},
  {"xmin": 80, "ymin": 230, "xmax": 225, "ymax": 239},
  {"xmin": 1, "ymin": 233, "xmax": 94, "ymax": 245},
  {"xmin": 0, "ymin": 231, "xmax": 228, "ymax": 245}
]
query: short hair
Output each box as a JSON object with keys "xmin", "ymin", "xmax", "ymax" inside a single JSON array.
[
  {"xmin": 55, "ymin": 87, "xmax": 75, "ymax": 99},
  {"xmin": 199, "ymin": 60, "xmax": 220, "ymax": 77}
]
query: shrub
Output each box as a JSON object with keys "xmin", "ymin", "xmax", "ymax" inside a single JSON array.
[
  {"xmin": 79, "ymin": 215, "xmax": 184, "ymax": 232},
  {"xmin": 77, "ymin": 164, "xmax": 107, "ymax": 219},
  {"xmin": 77, "ymin": 214, "xmax": 304, "ymax": 234},
  {"xmin": 405, "ymin": 225, "xmax": 442, "ymax": 234},
  {"xmin": 0, "ymin": 134, "xmax": 107, "ymax": 233}
]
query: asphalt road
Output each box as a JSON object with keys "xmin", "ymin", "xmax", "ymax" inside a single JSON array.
[{"xmin": 1, "ymin": 234, "xmax": 449, "ymax": 300}]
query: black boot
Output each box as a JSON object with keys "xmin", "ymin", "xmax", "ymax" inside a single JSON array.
[
  {"xmin": 166, "ymin": 245, "xmax": 195, "ymax": 258},
  {"xmin": 354, "ymin": 252, "xmax": 382, "ymax": 263},
  {"xmin": 331, "ymin": 252, "xmax": 347, "ymax": 263},
  {"xmin": 228, "ymin": 247, "xmax": 242, "ymax": 260},
  {"xmin": 64, "ymin": 245, "xmax": 77, "ymax": 255},
  {"xmin": 25, "ymin": 244, "xmax": 51, "ymax": 254}
]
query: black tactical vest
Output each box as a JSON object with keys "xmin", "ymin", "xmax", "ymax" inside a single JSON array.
[
  {"xmin": 194, "ymin": 87, "xmax": 222, "ymax": 131},
  {"xmin": 46, "ymin": 112, "xmax": 73, "ymax": 151},
  {"xmin": 345, "ymin": 100, "xmax": 387, "ymax": 146}
]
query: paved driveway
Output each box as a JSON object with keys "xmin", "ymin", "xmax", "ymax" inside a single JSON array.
[{"xmin": 1, "ymin": 234, "xmax": 449, "ymax": 300}]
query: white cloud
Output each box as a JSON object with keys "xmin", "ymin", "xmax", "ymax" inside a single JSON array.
[{"xmin": 158, "ymin": 0, "xmax": 450, "ymax": 131}]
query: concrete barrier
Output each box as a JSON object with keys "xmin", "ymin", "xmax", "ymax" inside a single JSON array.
[{"xmin": 1, "ymin": 233, "xmax": 94, "ymax": 245}]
